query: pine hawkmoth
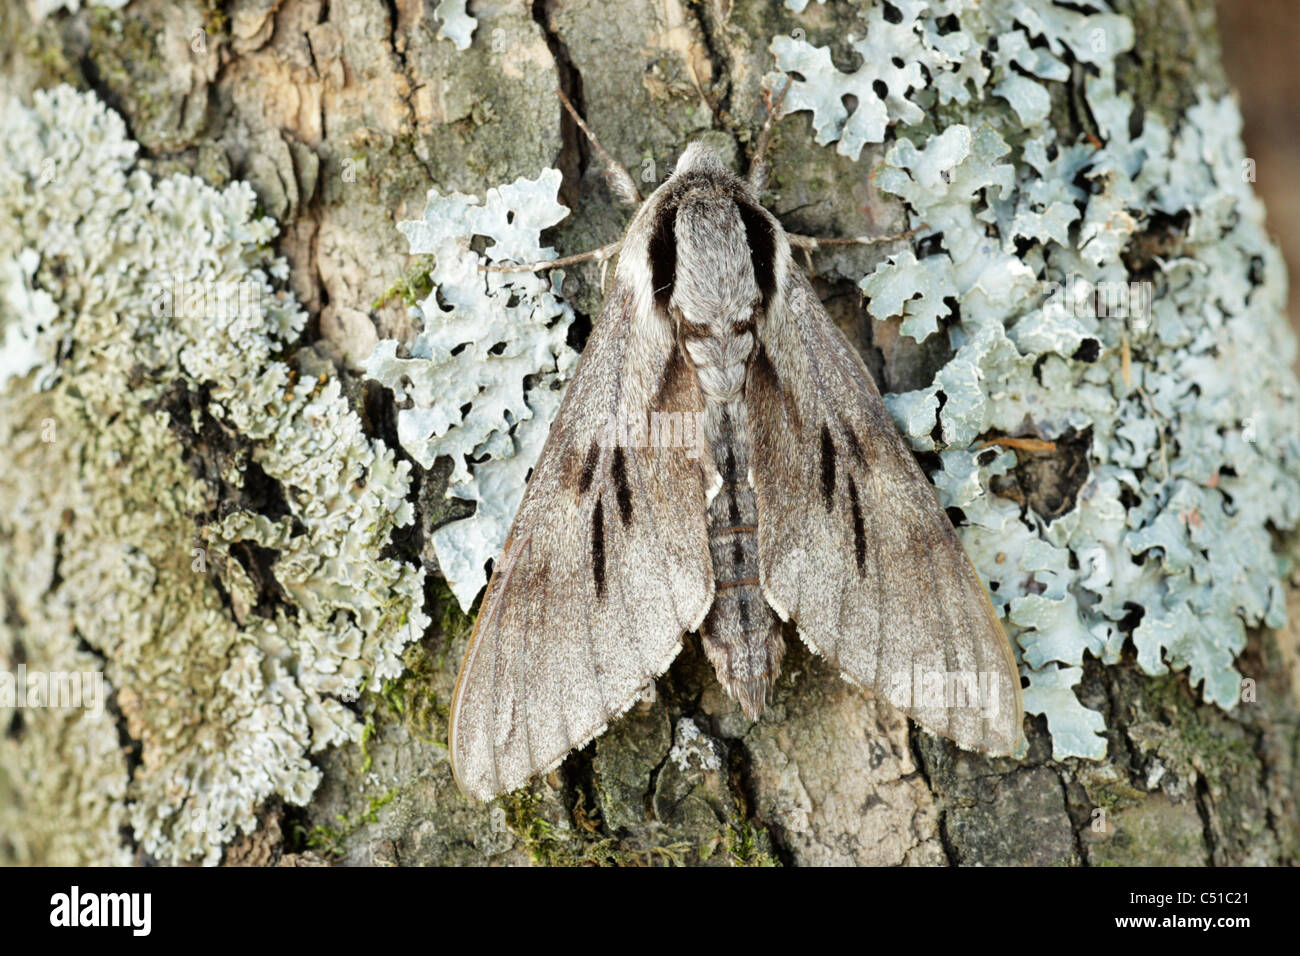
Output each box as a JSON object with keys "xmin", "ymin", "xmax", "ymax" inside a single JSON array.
[{"xmin": 448, "ymin": 141, "xmax": 1025, "ymax": 801}]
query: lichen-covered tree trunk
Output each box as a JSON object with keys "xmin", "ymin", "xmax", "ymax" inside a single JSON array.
[{"xmin": 0, "ymin": 0, "xmax": 1296, "ymax": 866}]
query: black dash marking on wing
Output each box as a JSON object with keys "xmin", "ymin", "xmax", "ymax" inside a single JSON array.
[
  {"xmin": 649, "ymin": 199, "xmax": 680, "ymax": 310},
  {"xmin": 579, "ymin": 441, "xmax": 600, "ymax": 494},
  {"xmin": 848, "ymin": 474, "xmax": 866, "ymax": 574},
  {"xmin": 611, "ymin": 446, "xmax": 633, "ymax": 526},
  {"xmin": 653, "ymin": 343, "xmax": 687, "ymax": 408},
  {"xmin": 820, "ymin": 426, "xmax": 836, "ymax": 510},
  {"xmin": 840, "ymin": 416, "xmax": 866, "ymax": 466},
  {"xmin": 738, "ymin": 202, "xmax": 776, "ymax": 305},
  {"xmin": 591, "ymin": 496, "xmax": 607, "ymax": 599},
  {"xmin": 751, "ymin": 344, "xmax": 780, "ymax": 394}
]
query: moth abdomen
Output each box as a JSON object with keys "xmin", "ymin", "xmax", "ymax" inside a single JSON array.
[
  {"xmin": 698, "ymin": 402, "xmax": 785, "ymax": 718},
  {"xmin": 700, "ymin": 583, "xmax": 785, "ymax": 719}
]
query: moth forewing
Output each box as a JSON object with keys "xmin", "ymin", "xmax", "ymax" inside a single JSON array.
[
  {"xmin": 447, "ymin": 274, "xmax": 715, "ymax": 802},
  {"xmin": 746, "ymin": 264, "xmax": 1025, "ymax": 756}
]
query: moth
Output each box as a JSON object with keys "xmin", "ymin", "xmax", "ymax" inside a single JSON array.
[{"xmin": 448, "ymin": 140, "xmax": 1025, "ymax": 801}]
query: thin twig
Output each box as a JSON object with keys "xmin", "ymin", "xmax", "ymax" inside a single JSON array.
[
  {"xmin": 682, "ymin": 49, "xmax": 716, "ymax": 118},
  {"xmin": 481, "ymin": 239, "xmax": 624, "ymax": 274},
  {"xmin": 555, "ymin": 88, "xmax": 641, "ymax": 205},
  {"xmin": 1137, "ymin": 385, "xmax": 1170, "ymax": 489},
  {"xmin": 979, "ymin": 436, "xmax": 1058, "ymax": 453},
  {"xmin": 787, "ymin": 225, "xmax": 923, "ymax": 277},
  {"xmin": 750, "ymin": 75, "xmax": 793, "ymax": 187},
  {"xmin": 786, "ymin": 225, "xmax": 925, "ymax": 250}
]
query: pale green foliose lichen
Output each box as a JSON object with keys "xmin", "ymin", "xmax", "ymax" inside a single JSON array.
[
  {"xmin": 364, "ymin": 172, "xmax": 577, "ymax": 610},
  {"xmin": 0, "ymin": 86, "xmax": 429, "ymax": 864},
  {"xmin": 434, "ymin": 0, "xmax": 478, "ymax": 52},
  {"xmin": 768, "ymin": 0, "xmax": 1300, "ymax": 757}
]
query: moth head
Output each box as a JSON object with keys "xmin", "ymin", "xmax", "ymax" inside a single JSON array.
[{"xmin": 620, "ymin": 141, "xmax": 789, "ymax": 329}]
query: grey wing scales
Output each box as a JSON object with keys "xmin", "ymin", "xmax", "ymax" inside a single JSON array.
[
  {"xmin": 746, "ymin": 270, "xmax": 1024, "ymax": 755},
  {"xmin": 448, "ymin": 281, "xmax": 715, "ymax": 800}
]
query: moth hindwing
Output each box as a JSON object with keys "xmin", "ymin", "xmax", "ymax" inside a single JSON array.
[{"xmin": 448, "ymin": 142, "xmax": 1024, "ymax": 801}]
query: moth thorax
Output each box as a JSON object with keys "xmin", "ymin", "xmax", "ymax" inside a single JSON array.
[
  {"xmin": 692, "ymin": 360, "xmax": 749, "ymax": 405},
  {"xmin": 670, "ymin": 197, "xmax": 761, "ymax": 335}
]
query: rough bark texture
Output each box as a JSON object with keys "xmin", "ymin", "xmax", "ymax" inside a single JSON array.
[{"xmin": 1, "ymin": 0, "xmax": 1296, "ymax": 866}]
